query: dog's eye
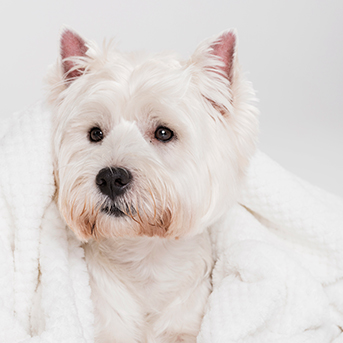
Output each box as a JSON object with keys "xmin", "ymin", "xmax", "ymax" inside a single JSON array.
[
  {"xmin": 154, "ymin": 126, "xmax": 174, "ymax": 142},
  {"xmin": 89, "ymin": 127, "xmax": 104, "ymax": 143}
]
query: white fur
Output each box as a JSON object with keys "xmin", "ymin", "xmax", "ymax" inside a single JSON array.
[
  {"xmin": 85, "ymin": 234, "xmax": 212, "ymax": 343},
  {"xmin": 47, "ymin": 28, "xmax": 259, "ymax": 342}
]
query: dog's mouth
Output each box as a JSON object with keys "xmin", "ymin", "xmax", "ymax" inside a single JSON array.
[
  {"xmin": 102, "ymin": 205, "xmax": 125, "ymax": 217},
  {"xmin": 101, "ymin": 204, "xmax": 136, "ymax": 218}
]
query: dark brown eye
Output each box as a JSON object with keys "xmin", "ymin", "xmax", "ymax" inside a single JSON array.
[
  {"xmin": 154, "ymin": 126, "xmax": 174, "ymax": 142},
  {"xmin": 89, "ymin": 127, "xmax": 104, "ymax": 142}
]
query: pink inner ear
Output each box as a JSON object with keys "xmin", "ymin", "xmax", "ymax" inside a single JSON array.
[
  {"xmin": 60, "ymin": 29, "xmax": 88, "ymax": 80},
  {"xmin": 211, "ymin": 31, "xmax": 236, "ymax": 80}
]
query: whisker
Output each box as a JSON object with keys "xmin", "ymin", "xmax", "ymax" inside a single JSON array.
[
  {"xmin": 123, "ymin": 202, "xmax": 140, "ymax": 225},
  {"xmin": 139, "ymin": 193, "xmax": 155, "ymax": 227},
  {"xmin": 69, "ymin": 196, "xmax": 77, "ymax": 222},
  {"xmin": 135, "ymin": 200, "xmax": 144, "ymax": 225},
  {"xmin": 148, "ymin": 188, "xmax": 157, "ymax": 222}
]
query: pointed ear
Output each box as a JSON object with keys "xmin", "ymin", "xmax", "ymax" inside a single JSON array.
[
  {"xmin": 192, "ymin": 29, "xmax": 237, "ymax": 84},
  {"xmin": 210, "ymin": 30, "xmax": 237, "ymax": 82},
  {"xmin": 60, "ymin": 27, "xmax": 88, "ymax": 82}
]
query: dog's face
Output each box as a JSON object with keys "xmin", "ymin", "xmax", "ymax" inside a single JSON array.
[{"xmin": 48, "ymin": 28, "xmax": 258, "ymax": 241}]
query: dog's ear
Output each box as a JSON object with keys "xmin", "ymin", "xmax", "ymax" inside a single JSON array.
[
  {"xmin": 189, "ymin": 29, "xmax": 239, "ymax": 114},
  {"xmin": 60, "ymin": 27, "xmax": 88, "ymax": 83},
  {"xmin": 209, "ymin": 30, "xmax": 236, "ymax": 83},
  {"xmin": 191, "ymin": 29, "xmax": 237, "ymax": 85}
]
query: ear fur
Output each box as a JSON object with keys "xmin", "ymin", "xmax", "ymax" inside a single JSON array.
[
  {"xmin": 60, "ymin": 27, "xmax": 88, "ymax": 82},
  {"xmin": 210, "ymin": 30, "xmax": 237, "ymax": 82},
  {"xmin": 191, "ymin": 29, "xmax": 259, "ymax": 172},
  {"xmin": 190, "ymin": 29, "xmax": 237, "ymax": 84},
  {"xmin": 189, "ymin": 29, "xmax": 238, "ymax": 117}
]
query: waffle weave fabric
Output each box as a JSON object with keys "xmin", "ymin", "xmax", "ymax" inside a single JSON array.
[
  {"xmin": 200, "ymin": 151, "xmax": 343, "ymax": 342},
  {"xmin": 0, "ymin": 102, "xmax": 343, "ymax": 342},
  {"xmin": 0, "ymin": 102, "xmax": 93, "ymax": 342}
]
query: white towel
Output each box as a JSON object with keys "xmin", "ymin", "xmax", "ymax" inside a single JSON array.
[
  {"xmin": 1, "ymin": 102, "xmax": 342, "ymax": 342},
  {"xmin": 0, "ymin": 102, "xmax": 93, "ymax": 342},
  {"xmin": 200, "ymin": 154, "xmax": 343, "ymax": 342}
]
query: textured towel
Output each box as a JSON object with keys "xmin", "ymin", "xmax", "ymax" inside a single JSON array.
[
  {"xmin": 1, "ymin": 102, "xmax": 342, "ymax": 342},
  {"xmin": 199, "ymin": 153, "xmax": 343, "ymax": 342},
  {"xmin": 0, "ymin": 102, "xmax": 93, "ymax": 342}
]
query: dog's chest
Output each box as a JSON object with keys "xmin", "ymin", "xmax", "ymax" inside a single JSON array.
[
  {"xmin": 86, "ymin": 232, "xmax": 213, "ymax": 313},
  {"xmin": 115, "ymin": 243, "xmax": 190, "ymax": 310}
]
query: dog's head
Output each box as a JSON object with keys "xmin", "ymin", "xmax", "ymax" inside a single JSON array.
[{"xmin": 47, "ymin": 27, "xmax": 258, "ymax": 241}]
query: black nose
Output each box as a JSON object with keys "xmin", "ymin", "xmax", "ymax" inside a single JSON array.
[{"xmin": 96, "ymin": 167, "xmax": 132, "ymax": 200}]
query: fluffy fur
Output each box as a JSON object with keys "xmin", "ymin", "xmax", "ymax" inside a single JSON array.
[{"xmin": 47, "ymin": 27, "xmax": 258, "ymax": 343}]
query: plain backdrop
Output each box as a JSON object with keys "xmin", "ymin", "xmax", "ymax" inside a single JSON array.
[{"xmin": 1, "ymin": 0, "xmax": 342, "ymax": 196}]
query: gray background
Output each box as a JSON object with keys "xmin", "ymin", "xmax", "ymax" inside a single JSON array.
[{"xmin": 1, "ymin": 0, "xmax": 342, "ymax": 196}]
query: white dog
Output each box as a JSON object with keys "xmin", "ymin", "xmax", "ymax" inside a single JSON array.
[{"xmin": 47, "ymin": 27, "xmax": 258, "ymax": 343}]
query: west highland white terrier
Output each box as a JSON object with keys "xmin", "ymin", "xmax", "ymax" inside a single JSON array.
[{"xmin": 47, "ymin": 27, "xmax": 259, "ymax": 343}]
